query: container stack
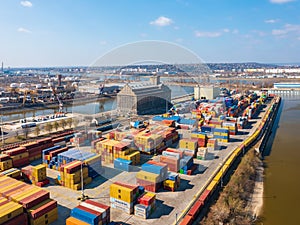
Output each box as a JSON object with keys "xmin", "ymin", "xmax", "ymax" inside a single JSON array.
[
  {"xmin": 110, "ymin": 182, "xmax": 139, "ymax": 214},
  {"xmin": 160, "ymin": 149, "xmax": 181, "ymax": 172},
  {"xmin": 163, "ymin": 172, "xmax": 180, "ymax": 192},
  {"xmin": 0, "ymin": 197, "xmax": 26, "ymax": 225},
  {"xmin": 196, "ymin": 147, "xmax": 208, "ymax": 160},
  {"xmin": 0, "ymin": 168, "xmax": 21, "ymax": 179},
  {"xmin": 207, "ymin": 138, "xmax": 220, "ymax": 151},
  {"xmin": 179, "ymin": 139, "xmax": 198, "ymax": 157},
  {"xmin": 57, "ymin": 149, "xmax": 103, "ymax": 178},
  {"xmin": 59, "ymin": 160, "xmax": 91, "ymax": 190},
  {"xmin": 191, "ymin": 132, "xmax": 207, "ymax": 147},
  {"xmin": 134, "ymin": 133, "xmax": 163, "ymax": 154},
  {"xmin": 136, "ymin": 161, "xmax": 168, "ymax": 192},
  {"xmin": 222, "ymin": 121, "xmax": 237, "ymax": 135},
  {"xmin": 95, "ymin": 139, "xmax": 140, "ymax": 165},
  {"xmin": 0, "ymin": 154, "xmax": 13, "ymax": 171},
  {"xmin": 134, "ymin": 192, "xmax": 156, "ymax": 219},
  {"xmin": 136, "ymin": 170, "xmax": 162, "ymax": 193},
  {"xmin": 3, "ymin": 146, "xmax": 29, "ymax": 167},
  {"xmin": 0, "ymin": 176, "xmax": 58, "ymax": 225},
  {"xmin": 213, "ymin": 128, "xmax": 229, "ymax": 143},
  {"xmin": 67, "ymin": 200, "xmax": 110, "ymax": 225},
  {"xmin": 179, "ymin": 155, "xmax": 194, "ymax": 175},
  {"xmin": 22, "ymin": 164, "xmax": 49, "ymax": 187},
  {"xmin": 114, "ymin": 158, "xmax": 132, "ymax": 172},
  {"xmin": 43, "ymin": 146, "xmax": 69, "ymax": 170},
  {"xmin": 84, "ymin": 155, "xmax": 103, "ymax": 178}
]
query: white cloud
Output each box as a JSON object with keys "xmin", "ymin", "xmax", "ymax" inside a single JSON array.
[
  {"xmin": 269, "ymin": 0, "xmax": 294, "ymax": 4},
  {"xmin": 265, "ymin": 19, "xmax": 279, "ymax": 24},
  {"xmin": 20, "ymin": 1, "xmax": 33, "ymax": 7},
  {"xmin": 99, "ymin": 41, "xmax": 107, "ymax": 45},
  {"xmin": 17, "ymin": 27, "xmax": 32, "ymax": 33},
  {"xmin": 272, "ymin": 24, "xmax": 300, "ymax": 37},
  {"xmin": 232, "ymin": 29, "xmax": 239, "ymax": 34},
  {"xmin": 195, "ymin": 31, "xmax": 222, "ymax": 38},
  {"xmin": 252, "ymin": 30, "xmax": 267, "ymax": 37},
  {"xmin": 150, "ymin": 16, "xmax": 173, "ymax": 27},
  {"xmin": 223, "ymin": 28, "xmax": 230, "ymax": 33}
]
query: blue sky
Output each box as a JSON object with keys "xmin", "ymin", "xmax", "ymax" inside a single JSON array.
[{"xmin": 0, "ymin": 0, "xmax": 300, "ymax": 67}]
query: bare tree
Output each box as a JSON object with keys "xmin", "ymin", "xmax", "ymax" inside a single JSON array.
[
  {"xmin": 45, "ymin": 123, "xmax": 53, "ymax": 135},
  {"xmin": 60, "ymin": 119, "xmax": 66, "ymax": 130},
  {"xmin": 53, "ymin": 121, "xmax": 59, "ymax": 131},
  {"xmin": 34, "ymin": 125, "xmax": 41, "ymax": 137}
]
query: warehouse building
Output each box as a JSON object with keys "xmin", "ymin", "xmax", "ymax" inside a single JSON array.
[
  {"xmin": 117, "ymin": 76, "xmax": 171, "ymax": 115},
  {"xmin": 194, "ymin": 85, "xmax": 220, "ymax": 100}
]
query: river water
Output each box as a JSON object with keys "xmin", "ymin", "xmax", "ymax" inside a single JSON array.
[
  {"xmin": 262, "ymin": 96, "xmax": 300, "ymax": 225},
  {"xmin": 2, "ymin": 85, "xmax": 194, "ymax": 122}
]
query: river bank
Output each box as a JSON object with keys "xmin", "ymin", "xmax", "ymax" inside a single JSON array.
[{"xmin": 249, "ymin": 160, "xmax": 264, "ymax": 221}]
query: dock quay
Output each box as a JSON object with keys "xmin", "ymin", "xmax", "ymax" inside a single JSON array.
[{"xmin": 0, "ymin": 92, "xmax": 279, "ymax": 225}]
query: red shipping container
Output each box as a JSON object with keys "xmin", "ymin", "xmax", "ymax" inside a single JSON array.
[
  {"xmin": 166, "ymin": 148, "xmax": 184, "ymax": 158},
  {"xmin": 52, "ymin": 136, "xmax": 65, "ymax": 143},
  {"xmin": 13, "ymin": 158, "xmax": 30, "ymax": 167},
  {"xmin": 35, "ymin": 179, "xmax": 50, "ymax": 187},
  {"xmin": 0, "ymin": 154, "xmax": 10, "ymax": 162},
  {"xmin": 136, "ymin": 178, "xmax": 161, "ymax": 193},
  {"xmin": 159, "ymin": 156, "xmax": 179, "ymax": 172},
  {"xmin": 6, "ymin": 185, "xmax": 35, "ymax": 200},
  {"xmin": 179, "ymin": 214, "xmax": 193, "ymax": 225},
  {"xmin": 2, "ymin": 183, "xmax": 27, "ymax": 198},
  {"xmin": 5, "ymin": 213, "xmax": 28, "ymax": 225},
  {"xmin": 49, "ymin": 147, "xmax": 68, "ymax": 158},
  {"xmin": 85, "ymin": 199, "xmax": 110, "ymax": 212},
  {"xmin": 29, "ymin": 199, "xmax": 57, "ymax": 219},
  {"xmin": 187, "ymin": 200, "xmax": 203, "ymax": 219},
  {"xmin": 198, "ymin": 189, "xmax": 210, "ymax": 203},
  {"xmin": 65, "ymin": 161, "xmax": 82, "ymax": 174},
  {"xmin": 19, "ymin": 190, "xmax": 50, "ymax": 209},
  {"xmin": 0, "ymin": 199, "xmax": 9, "ymax": 207},
  {"xmin": 4, "ymin": 147, "xmax": 26, "ymax": 156},
  {"xmin": 76, "ymin": 205, "xmax": 102, "ymax": 219}
]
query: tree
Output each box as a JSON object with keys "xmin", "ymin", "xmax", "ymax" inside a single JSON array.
[
  {"xmin": 66, "ymin": 118, "xmax": 73, "ymax": 128},
  {"xmin": 23, "ymin": 127, "xmax": 30, "ymax": 139},
  {"xmin": 53, "ymin": 121, "xmax": 59, "ymax": 131},
  {"xmin": 34, "ymin": 125, "xmax": 41, "ymax": 137},
  {"xmin": 72, "ymin": 118, "xmax": 79, "ymax": 128},
  {"xmin": 45, "ymin": 123, "xmax": 53, "ymax": 134},
  {"xmin": 60, "ymin": 119, "xmax": 66, "ymax": 130}
]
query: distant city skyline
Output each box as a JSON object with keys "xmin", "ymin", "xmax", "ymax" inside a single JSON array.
[{"xmin": 1, "ymin": 0, "xmax": 300, "ymax": 67}]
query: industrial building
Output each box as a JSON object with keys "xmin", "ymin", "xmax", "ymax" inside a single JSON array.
[
  {"xmin": 117, "ymin": 76, "xmax": 171, "ymax": 115},
  {"xmin": 194, "ymin": 85, "xmax": 220, "ymax": 100}
]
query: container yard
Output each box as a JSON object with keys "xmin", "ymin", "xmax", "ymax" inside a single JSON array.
[{"xmin": 0, "ymin": 91, "xmax": 279, "ymax": 225}]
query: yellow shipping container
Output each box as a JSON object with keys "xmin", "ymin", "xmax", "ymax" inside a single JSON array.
[
  {"xmin": 0, "ymin": 201, "xmax": 23, "ymax": 224},
  {"xmin": 29, "ymin": 208, "xmax": 58, "ymax": 225},
  {"xmin": 163, "ymin": 180, "xmax": 176, "ymax": 188},
  {"xmin": 10, "ymin": 152, "xmax": 29, "ymax": 160},
  {"xmin": 136, "ymin": 171, "xmax": 160, "ymax": 183},
  {"xmin": 0, "ymin": 159, "xmax": 13, "ymax": 171},
  {"xmin": 7, "ymin": 170, "xmax": 21, "ymax": 178},
  {"xmin": 12, "ymin": 187, "xmax": 40, "ymax": 202},
  {"xmin": 84, "ymin": 155, "xmax": 101, "ymax": 164},
  {"xmin": 110, "ymin": 183, "xmax": 135, "ymax": 203},
  {"xmin": 206, "ymin": 180, "xmax": 218, "ymax": 191},
  {"xmin": 0, "ymin": 180, "xmax": 21, "ymax": 193}
]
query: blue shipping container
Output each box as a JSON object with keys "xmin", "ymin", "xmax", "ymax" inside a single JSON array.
[{"xmin": 71, "ymin": 207, "xmax": 99, "ymax": 225}]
